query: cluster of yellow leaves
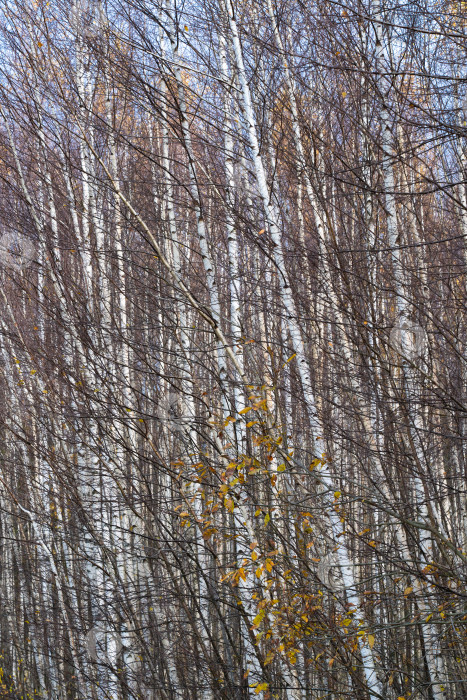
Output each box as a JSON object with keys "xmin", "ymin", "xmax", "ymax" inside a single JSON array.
[
  {"xmin": 255, "ymin": 558, "xmax": 274, "ymax": 579},
  {"xmin": 251, "ymin": 681, "xmax": 268, "ymax": 695},
  {"xmin": 220, "ymin": 567, "xmax": 247, "ymax": 587}
]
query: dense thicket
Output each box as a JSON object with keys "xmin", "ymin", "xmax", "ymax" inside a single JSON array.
[{"xmin": 0, "ymin": 0, "xmax": 465, "ymax": 698}]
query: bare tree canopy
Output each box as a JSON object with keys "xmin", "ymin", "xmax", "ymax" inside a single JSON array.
[{"xmin": 0, "ymin": 0, "xmax": 465, "ymax": 698}]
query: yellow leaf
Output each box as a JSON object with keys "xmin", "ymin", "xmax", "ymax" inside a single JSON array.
[
  {"xmin": 252, "ymin": 610, "xmax": 265, "ymax": 627},
  {"xmin": 368, "ymin": 634, "xmax": 375, "ymax": 649},
  {"xmin": 256, "ymin": 565, "xmax": 263, "ymax": 578},
  {"xmin": 334, "ymin": 491, "xmax": 341, "ymax": 499},
  {"xmin": 264, "ymin": 513, "xmax": 270, "ymax": 525},
  {"xmin": 404, "ymin": 586, "xmax": 413, "ymax": 596},
  {"xmin": 277, "ymin": 463, "xmax": 286, "ymax": 472},
  {"xmin": 239, "ymin": 407, "xmax": 252, "ymax": 415}
]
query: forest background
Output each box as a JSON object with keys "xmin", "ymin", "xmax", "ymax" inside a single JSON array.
[{"xmin": 0, "ymin": 0, "xmax": 465, "ymax": 698}]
